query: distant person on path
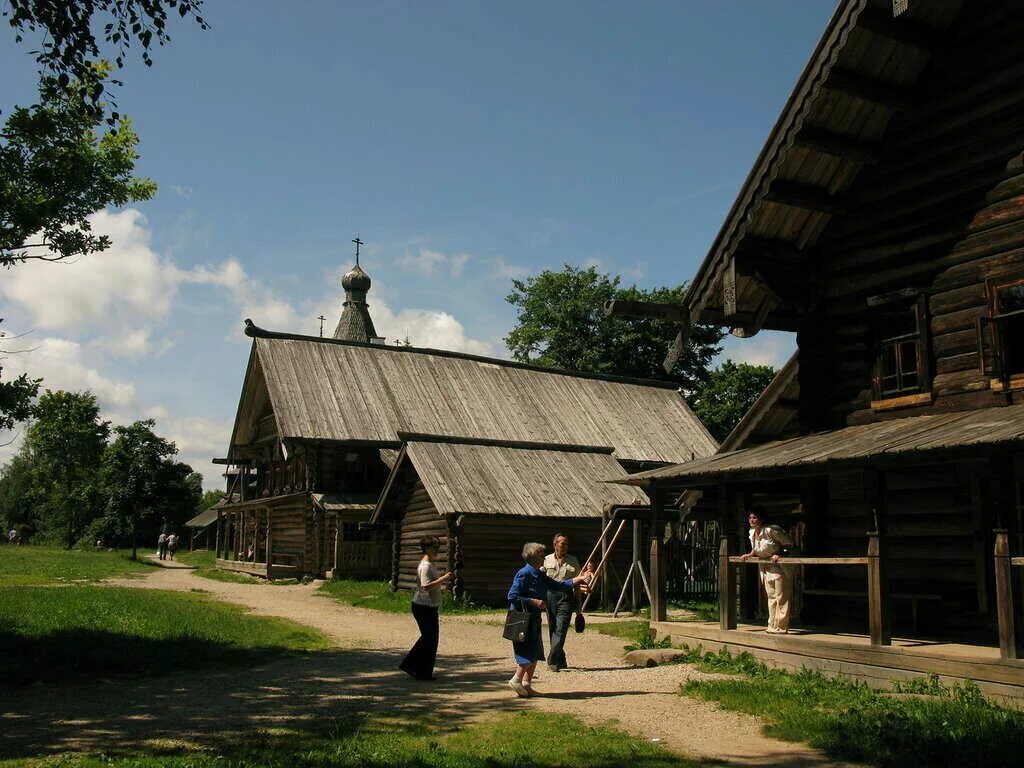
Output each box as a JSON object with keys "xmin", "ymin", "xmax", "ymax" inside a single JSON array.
[
  {"xmin": 157, "ymin": 532, "xmax": 168, "ymax": 560},
  {"xmin": 8, "ymin": 528, "xmax": 18, "ymax": 545},
  {"xmin": 399, "ymin": 535, "xmax": 452, "ymax": 681},
  {"xmin": 167, "ymin": 534, "xmax": 178, "ymax": 560},
  {"xmin": 543, "ymin": 533, "xmax": 580, "ymax": 672},
  {"xmin": 738, "ymin": 506, "xmax": 794, "ymax": 634},
  {"xmin": 506, "ymin": 542, "xmax": 592, "ymax": 697}
]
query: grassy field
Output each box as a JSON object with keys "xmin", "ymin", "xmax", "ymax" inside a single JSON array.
[
  {"xmin": 0, "ymin": 711, "xmax": 697, "ymax": 768},
  {"xmin": 318, "ymin": 579, "xmax": 495, "ymax": 615},
  {"xmin": 0, "ymin": 585, "xmax": 329, "ymax": 685},
  {"xmin": 0, "ymin": 545, "xmax": 153, "ymax": 586},
  {"xmin": 679, "ymin": 646, "xmax": 1024, "ymax": 768},
  {"xmin": 173, "ymin": 549, "xmax": 215, "ymax": 567}
]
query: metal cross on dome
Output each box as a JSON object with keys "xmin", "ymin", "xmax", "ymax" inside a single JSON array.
[{"xmin": 352, "ymin": 236, "xmax": 364, "ymax": 266}]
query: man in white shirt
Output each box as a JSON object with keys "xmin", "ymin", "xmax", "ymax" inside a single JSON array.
[{"xmin": 543, "ymin": 533, "xmax": 580, "ymax": 671}]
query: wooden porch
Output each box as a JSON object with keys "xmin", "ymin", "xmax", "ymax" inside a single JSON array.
[{"xmin": 650, "ymin": 619, "xmax": 1024, "ymax": 707}]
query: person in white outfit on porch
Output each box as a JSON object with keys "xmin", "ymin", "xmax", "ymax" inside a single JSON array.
[{"xmin": 738, "ymin": 506, "xmax": 794, "ymax": 634}]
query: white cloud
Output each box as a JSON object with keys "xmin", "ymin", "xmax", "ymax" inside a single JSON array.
[
  {"xmin": 491, "ymin": 257, "xmax": 529, "ymax": 281},
  {"xmin": 395, "ymin": 248, "xmax": 472, "ymax": 278},
  {"xmin": 717, "ymin": 330, "xmax": 797, "ymax": 369},
  {"xmin": 3, "ymin": 337, "xmax": 136, "ymax": 411},
  {"xmin": 170, "ymin": 184, "xmax": 193, "ymax": 199},
  {"xmin": 2, "ymin": 209, "xmax": 177, "ymax": 331},
  {"xmin": 93, "ymin": 328, "xmax": 176, "ymax": 358},
  {"xmin": 372, "ymin": 299, "xmax": 494, "ymax": 356}
]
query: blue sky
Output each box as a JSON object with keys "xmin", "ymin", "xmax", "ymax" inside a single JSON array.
[{"xmin": 1, "ymin": 1, "xmax": 834, "ymax": 487}]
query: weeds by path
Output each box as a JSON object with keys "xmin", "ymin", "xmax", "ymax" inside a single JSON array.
[
  {"xmin": 679, "ymin": 646, "xmax": 1024, "ymax": 768},
  {"xmin": 0, "ymin": 545, "xmax": 152, "ymax": 586},
  {"xmin": 173, "ymin": 549, "xmax": 215, "ymax": 567},
  {"xmin": 318, "ymin": 579, "xmax": 492, "ymax": 615},
  {"xmin": 0, "ymin": 585, "xmax": 329, "ymax": 685},
  {"xmin": 2, "ymin": 711, "xmax": 698, "ymax": 768}
]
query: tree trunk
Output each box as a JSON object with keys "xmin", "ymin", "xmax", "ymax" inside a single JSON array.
[{"xmin": 131, "ymin": 510, "xmax": 138, "ymax": 561}]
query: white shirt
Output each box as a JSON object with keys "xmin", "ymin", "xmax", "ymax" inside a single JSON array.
[
  {"xmin": 543, "ymin": 553, "xmax": 579, "ymax": 581},
  {"xmin": 412, "ymin": 559, "xmax": 442, "ymax": 607},
  {"xmin": 749, "ymin": 527, "xmax": 785, "ymax": 580}
]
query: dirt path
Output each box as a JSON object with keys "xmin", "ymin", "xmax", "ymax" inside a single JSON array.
[{"xmin": 1, "ymin": 566, "xmax": 855, "ymax": 767}]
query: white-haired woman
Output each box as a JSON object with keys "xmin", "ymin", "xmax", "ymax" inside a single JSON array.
[{"xmin": 506, "ymin": 541, "xmax": 592, "ymax": 697}]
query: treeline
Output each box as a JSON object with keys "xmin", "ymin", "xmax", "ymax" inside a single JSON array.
[{"xmin": 0, "ymin": 390, "xmax": 218, "ymax": 550}]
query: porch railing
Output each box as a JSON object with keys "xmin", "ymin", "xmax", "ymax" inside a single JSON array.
[
  {"xmin": 720, "ymin": 529, "xmax": 890, "ymax": 646},
  {"xmin": 994, "ymin": 529, "xmax": 1023, "ymax": 660}
]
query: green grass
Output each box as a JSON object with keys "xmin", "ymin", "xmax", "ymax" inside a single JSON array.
[
  {"xmin": 670, "ymin": 599, "xmax": 718, "ymax": 622},
  {"xmin": 318, "ymin": 579, "xmax": 494, "ymax": 615},
  {"xmin": 592, "ymin": 619, "xmax": 650, "ymax": 640},
  {"xmin": 174, "ymin": 549, "xmax": 215, "ymax": 567},
  {"xmin": 0, "ymin": 711, "xmax": 698, "ymax": 768},
  {"xmin": 0, "ymin": 585, "xmax": 329, "ymax": 685},
  {"xmin": 0, "ymin": 545, "xmax": 152, "ymax": 586},
  {"xmin": 678, "ymin": 646, "xmax": 1024, "ymax": 768},
  {"xmin": 193, "ymin": 566, "xmax": 265, "ymax": 584}
]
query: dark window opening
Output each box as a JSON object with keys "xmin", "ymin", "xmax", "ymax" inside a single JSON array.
[
  {"xmin": 875, "ymin": 302, "xmax": 927, "ymax": 398},
  {"xmin": 992, "ymin": 279, "xmax": 1024, "ymax": 377}
]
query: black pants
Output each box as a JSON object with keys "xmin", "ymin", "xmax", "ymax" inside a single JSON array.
[
  {"xmin": 400, "ymin": 602, "xmax": 439, "ymax": 680},
  {"xmin": 546, "ymin": 590, "xmax": 574, "ymax": 669}
]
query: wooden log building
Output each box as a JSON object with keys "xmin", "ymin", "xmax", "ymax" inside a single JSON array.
[
  {"xmin": 371, "ymin": 434, "xmax": 647, "ymax": 604},
  {"xmin": 212, "ymin": 260, "xmax": 717, "ymax": 590},
  {"xmin": 616, "ymin": 0, "xmax": 1024, "ymax": 701}
]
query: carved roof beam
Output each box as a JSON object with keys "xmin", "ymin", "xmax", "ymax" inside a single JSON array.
[{"xmin": 792, "ymin": 125, "xmax": 880, "ymax": 165}]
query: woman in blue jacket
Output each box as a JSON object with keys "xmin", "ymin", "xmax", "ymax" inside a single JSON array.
[{"xmin": 506, "ymin": 541, "xmax": 592, "ymax": 697}]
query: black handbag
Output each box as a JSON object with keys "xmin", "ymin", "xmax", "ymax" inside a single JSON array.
[{"xmin": 502, "ymin": 600, "xmax": 531, "ymax": 642}]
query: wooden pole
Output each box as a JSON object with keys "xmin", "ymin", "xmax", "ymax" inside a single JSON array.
[
  {"xmin": 581, "ymin": 520, "xmax": 628, "ymax": 611},
  {"xmin": 649, "ymin": 486, "xmax": 667, "ymax": 622},
  {"xmin": 600, "ymin": 509, "xmax": 609, "ymax": 610},
  {"xmin": 719, "ymin": 536, "xmax": 736, "ymax": 630},
  {"xmin": 719, "ymin": 483, "xmax": 738, "ymax": 630},
  {"xmin": 265, "ymin": 509, "xmax": 273, "ymax": 579},
  {"xmin": 867, "ymin": 528, "xmax": 891, "ymax": 646},
  {"xmin": 994, "ymin": 529, "xmax": 1017, "ymax": 660},
  {"xmin": 632, "ymin": 518, "xmax": 641, "ymax": 612},
  {"xmin": 214, "ymin": 510, "xmax": 222, "ymax": 561}
]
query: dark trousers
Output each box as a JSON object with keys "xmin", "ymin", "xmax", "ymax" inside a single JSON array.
[
  {"xmin": 546, "ymin": 590, "xmax": 574, "ymax": 669},
  {"xmin": 400, "ymin": 602, "xmax": 439, "ymax": 679}
]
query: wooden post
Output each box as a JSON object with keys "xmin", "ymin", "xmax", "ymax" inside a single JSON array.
[
  {"xmin": 649, "ymin": 486, "xmax": 667, "ymax": 622},
  {"xmin": 214, "ymin": 510, "xmax": 222, "ymax": 560},
  {"xmin": 719, "ymin": 483, "xmax": 738, "ymax": 630},
  {"xmin": 265, "ymin": 509, "xmax": 273, "ymax": 579},
  {"xmin": 631, "ymin": 518, "xmax": 641, "ymax": 612},
  {"xmin": 333, "ymin": 516, "xmax": 341, "ymax": 580},
  {"xmin": 994, "ymin": 529, "xmax": 1017, "ymax": 660},
  {"xmin": 867, "ymin": 528, "xmax": 891, "ymax": 646},
  {"xmin": 719, "ymin": 536, "xmax": 736, "ymax": 630},
  {"xmin": 600, "ymin": 509, "xmax": 609, "ymax": 610}
]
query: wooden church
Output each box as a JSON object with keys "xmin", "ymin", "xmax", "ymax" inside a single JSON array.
[
  {"xmin": 211, "ymin": 251, "xmax": 717, "ymax": 601},
  {"xmin": 616, "ymin": 0, "xmax": 1024, "ymax": 700}
]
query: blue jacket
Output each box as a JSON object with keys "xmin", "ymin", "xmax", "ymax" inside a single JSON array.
[{"xmin": 507, "ymin": 563, "xmax": 573, "ymax": 611}]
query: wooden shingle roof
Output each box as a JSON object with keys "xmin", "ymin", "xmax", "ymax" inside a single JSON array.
[
  {"xmin": 619, "ymin": 402, "xmax": 1024, "ymax": 488},
  {"xmin": 234, "ymin": 327, "xmax": 717, "ymax": 464},
  {"xmin": 374, "ymin": 438, "xmax": 648, "ymax": 520}
]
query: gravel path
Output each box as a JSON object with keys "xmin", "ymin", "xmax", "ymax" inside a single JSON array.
[{"xmin": 1, "ymin": 566, "xmax": 857, "ymax": 766}]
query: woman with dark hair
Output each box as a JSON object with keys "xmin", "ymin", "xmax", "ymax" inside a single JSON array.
[
  {"xmin": 738, "ymin": 506, "xmax": 794, "ymax": 634},
  {"xmin": 399, "ymin": 535, "xmax": 452, "ymax": 681},
  {"xmin": 506, "ymin": 541, "xmax": 592, "ymax": 697}
]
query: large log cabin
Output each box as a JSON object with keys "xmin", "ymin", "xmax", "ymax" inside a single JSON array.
[
  {"xmin": 213, "ymin": 261, "xmax": 717, "ymax": 589},
  {"xmin": 618, "ymin": 0, "xmax": 1024, "ymax": 702}
]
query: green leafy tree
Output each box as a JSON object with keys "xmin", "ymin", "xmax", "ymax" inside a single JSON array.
[
  {"xmin": 5, "ymin": 0, "xmax": 208, "ymax": 120},
  {"xmin": 504, "ymin": 264, "xmax": 725, "ymax": 392},
  {"xmin": 689, "ymin": 360, "xmax": 777, "ymax": 442},
  {"xmin": 26, "ymin": 390, "xmax": 109, "ymax": 546},
  {"xmin": 101, "ymin": 419, "xmax": 176, "ymax": 559},
  {"xmin": 0, "ymin": 445, "xmax": 37, "ymax": 537},
  {"xmin": 200, "ymin": 488, "xmax": 225, "ymax": 511},
  {"xmin": 1, "ymin": 69, "xmax": 157, "ymax": 265}
]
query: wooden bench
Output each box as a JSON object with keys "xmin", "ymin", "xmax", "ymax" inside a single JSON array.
[{"xmin": 803, "ymin": 588, "xmax": 941, "ymax": 634}]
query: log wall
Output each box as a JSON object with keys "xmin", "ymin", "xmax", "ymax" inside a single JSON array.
[
  {"xmin": 799, "ymin": 5, "xmax": 1024, "ymax": 430},
  {"xmin": 394, "ymin": 481, "xmax": 450, "ymax": 593}
]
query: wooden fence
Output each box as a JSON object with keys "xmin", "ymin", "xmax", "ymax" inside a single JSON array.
[{"xmin": 665, "ymin": 520, "xmax": 719, "ymax": 601}]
